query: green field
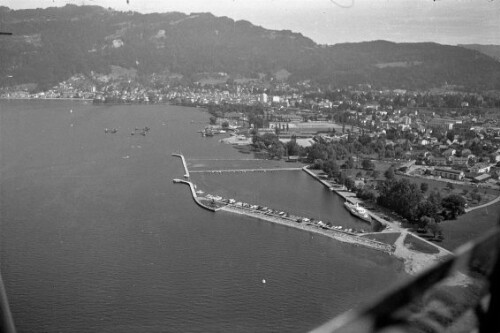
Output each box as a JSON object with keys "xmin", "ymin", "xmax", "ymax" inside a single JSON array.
[
  {"xmin": 403, "ymin": 233, "xmax": 440, "ymax": 254},
  {"xmin": 360, "ymin": 232, "xmax": 401, "ymax": 246},
  {"xmin": 396, "ymin": 174, "xmax": 499, "ymax": 208},
  {"xmin": 439, "ymin": 201, "xmax": 500, "ymax": 251}
]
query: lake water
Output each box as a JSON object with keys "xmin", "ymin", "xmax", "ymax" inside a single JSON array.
[{"xmin": 0, "ymin": 100, "xmax": 407, "ymax": 332}]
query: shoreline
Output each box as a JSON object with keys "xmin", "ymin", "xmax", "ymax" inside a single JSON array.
[{"xmin": 302, "ymin": 166, "xmax": 395, "ymax": 230}]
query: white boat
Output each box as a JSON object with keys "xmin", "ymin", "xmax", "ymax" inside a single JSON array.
[{"xmin": 344, "ymin": 201, "xmax": 372, "ymax": 223}]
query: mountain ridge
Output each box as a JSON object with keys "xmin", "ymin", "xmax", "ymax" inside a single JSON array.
[{"xmin": 1, "ymin": 5, "xmax": 499, "ymax": 91}]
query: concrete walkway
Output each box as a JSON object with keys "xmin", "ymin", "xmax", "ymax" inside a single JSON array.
[{"xmin": 190, "ymin": 167, "xmax": 302, "ymax": 173}]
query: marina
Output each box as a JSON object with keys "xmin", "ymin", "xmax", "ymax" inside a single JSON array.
[{"xmin": 173, "ymin": 153, "xmax": 394, "ymax": 254}]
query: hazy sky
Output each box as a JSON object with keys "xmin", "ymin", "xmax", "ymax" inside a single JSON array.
[{"xmin": 3, "ymin": 0, "xmax": 500, "ymax": 45}]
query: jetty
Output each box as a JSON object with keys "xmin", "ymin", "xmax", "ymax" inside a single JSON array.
[
  {"xmin": 303, "ymin": 166, "xmax": 394, "ymax": 228},
  {"xmin": 302, "ymin": 166, "xmax": 336, "ymax": 190},
  {"xmin": 220, "ymin": 204, "xmax": 394, "ymax": 254},
  {"xmin": 172, "ymin": 179, "xmax": 222, "ymax": 212},
  {"xmin": 189, "ymin": 167, "xmax": 302, "ymax": 174},
  {"xmin": 172, "ymin": 153, "xmax": 190, "ymax": 178}
]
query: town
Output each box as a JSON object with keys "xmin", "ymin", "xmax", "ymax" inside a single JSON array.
[{"xmin": 3, "ymin": 70, "xmax": 500, "ymax": 237}]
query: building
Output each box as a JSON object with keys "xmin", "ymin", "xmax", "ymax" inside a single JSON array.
[
  {"xmin": 434, "ymin": 168, "xmax": 465, "ymax": 180},
  {"xmin": 474, "ymin": 174, "xmax": 491, "ymax": 183},
  {"xmin": 428, "ymin": 155, "xmax": 448, "ymax": 166},
  {"xmin": 428, "ymin": 118, "xmax": 458, "ymax": 131},
  {"xmin": 260, "ymin": 93, "xmax": 268, "ymax": 103},
  {"xmin": 469, "ymin": 163, "xmax": 491, "ymax": 174},
  {"xmin": 450, "ymin": 156, "xmax": 470, "ymax": 166}
]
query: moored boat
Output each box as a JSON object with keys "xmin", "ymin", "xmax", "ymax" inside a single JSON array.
[{"xmin": 344, "ymin": 201, "xmax": 372, "ymax": 223}]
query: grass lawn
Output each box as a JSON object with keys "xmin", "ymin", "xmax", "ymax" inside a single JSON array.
[
  {"xmin": 439, "ymin": 201, "xmax": 500, "ymax": 251},
  {"xmin": 403, "ymin": 233, "xmax": 440, "ymax": 254},
  {"xmin": 396, "ymin": 174, "xmax": 500, "ymax": 208},
  {"xmin": 360, "ymin": 232, "xmax": 401, "ymax": 246}
]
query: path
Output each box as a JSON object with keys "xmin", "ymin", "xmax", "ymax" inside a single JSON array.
[
  {"xmin": 465, "ymin": 194, "xmax": 500, "ymax": 212},
  {"xmin": 302, "ymin": 165, "xmax": 458, "ymax": 272},
  {"xmin": 392, "ymin": 231, "xmax": 452, "ymax": 275}
]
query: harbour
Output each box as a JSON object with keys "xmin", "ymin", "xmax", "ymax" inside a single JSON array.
[
  {"xmin": 1, "ymin": 101, "xmax": 408, "ymax": 332},
  {"xmin": 173, "ymin": 153, "xmax": 394, "ymax": 253}
]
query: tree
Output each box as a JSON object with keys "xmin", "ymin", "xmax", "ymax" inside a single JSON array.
[
  {"xmin": 420, "ymin": 182, "xmax": 429, "ymax": 193},
  {"xmin": 377, "ymin": 178, "xmax": 423, "ymax": 222},
  {"xmin": 356, "ymin": 188, "xmax": 377, "ymax": 202},
  {"xmin": 446, "ymin": 182, "xmax": 455, "ymax": 190},
  {"xmin": 417, "ymin": 200, "xmax": 440, "ymax": 221},
  {"xmin": 361, "ymin": 159, "xmax": 375, "ymax": 170},
  {"xmin": 322, "ymin": 159, "xmax": 340, "ymax": 178},
  {"xmin": 221, "ymin": 121, "xmax": 229, "ymax": 129},
  {"xmin": 344, "ymin": 156, "xmax": 355, "ymax": 169},
  {"xmin": 427, "ymin": 220, "xmax": 442, "ymax": 238},
  {"xmin": 306, "ymin": 143, "xmax": 329, "ymax": 162},
  {"xmin": 355, "ymin": 171, "xmax": 363, "ymax": 179},
  {"xmin": 285, "ymin": 139, "xmax": 300, "ymax": 156},
  {"xmin": 441, "ymin": 194, "xmax": 466, "ymax": 219},
  {"xmin": 384, "ymin": 167, "xmax": 395, "ymax": 180},
  {"xmin": 209, "ymin": 116, "xmax": 217, "ymax": 125},
  {"xmin": 268, "ymin": 142, "xmax": 285, "ymax": 160},
  {"xmin": 344, "ymin": 177, "xmax": 356, "ymax": 191},
  {"xmin": 417, "ymin": 216, "xmax": 434, "ymax": 231}
]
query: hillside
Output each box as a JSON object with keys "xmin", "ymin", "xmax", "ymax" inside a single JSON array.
[
  {"xmin": 459, "ymin": 44, "xmax": 500, "ymax": 62},
  {"xmin": 1, "ymin": 5, "xmax": 500, "ymax": 91}
]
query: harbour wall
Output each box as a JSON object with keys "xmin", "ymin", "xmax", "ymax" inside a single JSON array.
[
  {"xmin": 302, "ymin": 166, "xmax": 389, "ymax": 228},
  {"xmin": 172, "ymin": 153, "xmax": 190, "ymax": 178},
  {"xmin": 221, "ymin": 205, "xmax": 394, "ymax": 253},
  {"xmin": 173, "ymin": 179, "xmax": 220, "ymax": 212}
]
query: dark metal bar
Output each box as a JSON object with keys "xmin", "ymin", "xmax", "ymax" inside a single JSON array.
[
  {"xmin": 0, "ymin": 270, "xmax": 16, "ymax": 333},
  {"xmin": 480, "ymin": 221, "xmax": 500, "ymax": 333},
  {"xmin": 312, "ymin": 225, "xmax": 500, "ymax": 333}
]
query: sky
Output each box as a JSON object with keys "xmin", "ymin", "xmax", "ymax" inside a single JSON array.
[{"xmin": 2, "ymin": 0, "xmax": 500, "ymax": 45}]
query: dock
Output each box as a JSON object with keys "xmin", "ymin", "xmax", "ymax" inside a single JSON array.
[
  {"xmin": 190, "ymin": 167, "xmax": 302, "ymax": 174},
  {"xmin": 172, "ymin": 153, "xmax": 190, "ymax": 178},
  {"xmin": 172, "ymin": 178, "xmax": 222, "ymax": 212},
  {"xmin": 302, "ymin": 166, "xmax": 394, "ymax": 229},
  {"xmin": 220, "ymin": 204, "xmax": 394, "ymax": 253}
]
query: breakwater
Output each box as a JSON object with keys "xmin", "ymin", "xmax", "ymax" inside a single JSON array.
[
  {"xmin": 172, "ymin": 153, "xmax": 190, "ymax": 178},
  {"xmin": 221, "ymin": 205, "xmax": 394, "ymax": 253},
  {"xmin": 190, "ymin": 167, "xmax": 302, "ymax": 174},
  {"xmin": 172, "ymin": 179, "xmax": 222, "ymax": 212}
]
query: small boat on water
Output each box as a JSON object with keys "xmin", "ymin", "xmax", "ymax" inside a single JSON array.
[{"xmin": 344, "ymin": 201, "xmax": 372, "ymax": 223}]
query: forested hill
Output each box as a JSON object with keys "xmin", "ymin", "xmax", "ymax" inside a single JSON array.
[
  {"xmin": 1, "ymin": 4, "xmax": 500, "ymax": 91},
  {"xmin": 459, "ymin": 44, "xmax": 500, "ymax": 62}
]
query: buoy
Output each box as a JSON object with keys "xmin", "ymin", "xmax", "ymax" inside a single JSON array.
[{"xmin": 262, "ymin": 279, "xmax": 266, "ymax": 284}]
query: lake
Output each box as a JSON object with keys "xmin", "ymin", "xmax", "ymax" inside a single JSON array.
[{"xmin": 0, "ymin": 100, "xmax": 407, "ymax": 332}]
